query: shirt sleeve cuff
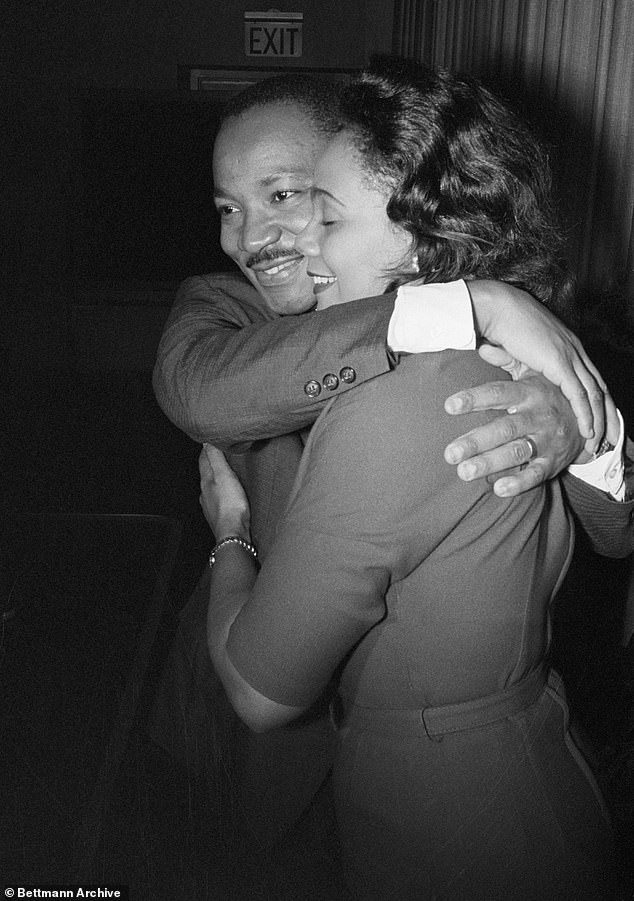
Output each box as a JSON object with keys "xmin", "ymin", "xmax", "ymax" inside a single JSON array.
[
  {"xmin": 387, "ymin": 280, "xmax": 476, "ymax": 353},
  {"xmin": 568, "ymin": 409, "xmax": 626, "ymax": 501}
]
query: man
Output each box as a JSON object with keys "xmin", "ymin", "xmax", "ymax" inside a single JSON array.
[{"xmin": 150, "ymin": 74, "xmax": 632, "ymax": 869}]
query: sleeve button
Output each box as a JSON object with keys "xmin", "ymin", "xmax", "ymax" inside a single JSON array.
[
  {"xmin": 304, "ymin": 379, "xmax": 322, "ymax": 397},
  {"xmin": 340, "ymin": 366, "xmax": 356, "ymax": 384},
  {"xmin": 323, "ymin": 373, "xmax": 339, "ymax": 391}
]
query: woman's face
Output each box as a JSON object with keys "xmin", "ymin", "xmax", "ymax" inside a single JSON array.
[{"xmin": 296, "ymin": 132, "xmax": 414, "ymax": 310}]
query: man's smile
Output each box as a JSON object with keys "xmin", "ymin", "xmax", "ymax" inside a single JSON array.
[
  {"xmin": 246, "ymin": 253, "xmax": 306, "ymax": 286},
  {"xmin": 246, "ymin": 251, "xmax": 304, "ymax": 287},
  {"xmin": 262, "ymin": 262, "xmax": 294, "ymax": 276}
]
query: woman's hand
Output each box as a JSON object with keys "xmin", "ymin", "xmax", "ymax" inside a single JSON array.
[
  {"xmin": 199, "ymin": 443, "xmax": 251, "ymax": 540},
  {"xmin": 571, "ymin": 390, "xmax": 621, "ymax": 464}
]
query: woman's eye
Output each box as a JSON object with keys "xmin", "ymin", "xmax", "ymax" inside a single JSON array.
[
  {"xmin": 217, "ymin": 204, "xmax": 239, "ymax": 216},
  {"xmin": 272, "ymin": 190, "xmax": 298, "ymax": 203}
]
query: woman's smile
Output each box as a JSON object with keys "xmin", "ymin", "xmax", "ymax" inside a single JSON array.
[{"xmin": 295, "ymin": 131, "xmax": 413, "ymax": 309}]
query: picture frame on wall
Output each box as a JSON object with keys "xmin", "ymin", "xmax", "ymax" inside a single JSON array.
[{"xmin": 178, "ymin": 65, "xmax": 358, "ymax": 98}]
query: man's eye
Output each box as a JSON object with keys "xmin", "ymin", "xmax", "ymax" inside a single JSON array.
[
  {"xmin": 217, "ymin": 204, "xmax": 239, "ymax": 216},
  {"xmin": 271, "ymin": 190, "xmax": 298, "ymax": 203}
]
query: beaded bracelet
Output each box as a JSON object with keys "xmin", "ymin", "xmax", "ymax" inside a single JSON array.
[{"xmin": 208, "ymin": 535, "xmax": 259, "ymax": 568}]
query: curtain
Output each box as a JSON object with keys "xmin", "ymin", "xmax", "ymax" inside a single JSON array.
[{"xmin": 392, "ymin": 0, "xmax": 634, "ymax": 320}]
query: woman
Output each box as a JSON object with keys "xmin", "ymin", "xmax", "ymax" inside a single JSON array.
[{"xmin": 200, "ymin": 63, "xmax": 618, "ymax": 899}]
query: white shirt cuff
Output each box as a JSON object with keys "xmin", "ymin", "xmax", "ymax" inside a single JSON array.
[
  {"xmin": 568, "ymin": 409, "xmax": 626, "ymax": 501},
  {"xmin": 387, "ymin": 280, "xmax": 476, "ymax": 353}
]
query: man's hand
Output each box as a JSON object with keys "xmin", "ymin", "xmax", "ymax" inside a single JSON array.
[
  {"xmin": 467, "ymin": 281, "xmax": 608, "ymax": 444},
  {"xmin": 444, "ymin": 372, "xmax": 586, "ymax": 497}
]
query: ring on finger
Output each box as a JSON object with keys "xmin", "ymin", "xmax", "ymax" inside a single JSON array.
[{"xmin": 524, "ymin": 437, "xmax": 539, "ymax": 461}]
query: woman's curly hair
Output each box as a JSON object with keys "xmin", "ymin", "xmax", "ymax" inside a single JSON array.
[{"xmin": 338, "ymin": 58, "xmax": 573, "ymax": 317}]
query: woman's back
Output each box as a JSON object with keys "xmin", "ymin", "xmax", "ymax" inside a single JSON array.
[{"xmin": 237, "ymin": 350, "xmax": 574, "ymax": 713}]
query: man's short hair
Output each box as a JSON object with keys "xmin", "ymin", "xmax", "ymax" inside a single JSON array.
[{"xmin": 220, "ymin": 74, "xmax": 342, "ymax": 136}]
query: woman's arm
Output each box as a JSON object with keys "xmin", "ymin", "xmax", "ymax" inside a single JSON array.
[{"xmin": 199, "ymin": 444, "xmax": 308, "ymax": 731}]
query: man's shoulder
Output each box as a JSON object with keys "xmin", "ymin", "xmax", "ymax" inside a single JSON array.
[{"xmin": 177, "ymin": 270, "xmax": 272, "ymax": 322}]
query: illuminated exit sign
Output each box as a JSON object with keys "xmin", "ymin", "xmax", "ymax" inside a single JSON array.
[{"xmin": 244, "ymin": 10, "xmax": 303, "ymax": 57}]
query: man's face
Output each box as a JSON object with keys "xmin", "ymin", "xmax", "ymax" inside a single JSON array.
[{"xmin": 213, "ymin": 102, "xmax": 329, "ymax": 315}]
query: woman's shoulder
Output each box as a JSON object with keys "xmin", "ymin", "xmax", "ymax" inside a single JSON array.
[
  {"xmin": 310, "ymin": 349, "xmax": 506, "ymax": 461},
  {"xmin": 333, "ymin": 349, "xmax": 505, "ymax": 416},
  {"xmin": 399, "ymin": 348, "xmax": 507, "ymax": 393}
]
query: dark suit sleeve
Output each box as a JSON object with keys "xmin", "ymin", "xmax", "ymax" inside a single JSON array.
[
  {"xmin": 152, "ymin": 272, "xmax": 394, "ymax": 448},
  {"xmin": 561, "ymin": 472, "xmax": 634, "ymax": 558}
]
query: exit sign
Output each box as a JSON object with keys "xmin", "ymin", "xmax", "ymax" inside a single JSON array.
[{"xmin": 244, "ymin": 10, "xmax": 303, "ymax": 58}]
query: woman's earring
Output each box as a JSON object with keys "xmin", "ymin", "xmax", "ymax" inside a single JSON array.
[{"xmin": 411, "ymin": 254, "xmax": 420, "ymax": 274}]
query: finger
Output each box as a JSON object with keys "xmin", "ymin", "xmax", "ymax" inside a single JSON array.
[
  {"xmin": 477, "ymin": 343, "xmax": 514, "ymax": 369},
  {"xmin": 572, "ymin": 387, "xmax": 614, "ymax": 460},
  {"xmin": 199, "ymin": 446, "xmax": 214, "ymax": 480},
  {"xmin": 477, "ymin": 343, "xmax": 528, "ymax": 380},
  {"xmin": 604, "ymin": 392, "xmax": 620, "ymax": 445},
  {"xmin": 203, "ymin": 443, "xmax": 238, "ymax": 485},
  {"xmin": 552, "ymin": 353, "xmax": 605, "ymax": 442},
  {"xmin": 573, "ymin": 343, "xmax": 608, "ymax": 392},
  {"xmin": 445, "ymin": 381, "xmax": 528, "ymax": 416},
  {"xmin": 492, "ymin": 460, "xmax": 549, "ymax": 497},
  {"xmin": 203, "ymin": 442, "xmax": 224, "ymax": 465},
  {"xmin": 444, "ymin": 413, "xmax": 533, "ymax": 464},
  {"xmin": 572, "ymin": 358, "xmax": 605, "ymax": 449},
  {"xmin": 453, "ymin": 438, "xmax": 540, "ymax": 481},
  {"xmin": 485, "ymin": 465, "xmax": 522, "ymax": 485}
]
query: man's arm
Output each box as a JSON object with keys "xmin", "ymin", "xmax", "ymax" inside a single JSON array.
[
  {"xmin": 561, "ymin": 471, "xmax": 634, "ymax": 559},
  {"xmin": 153, "ymin": 272, "xmax": 393, "ymax": 449},
  {"xmin": 153, "ymin": 273, "xmax": 604, "ymax": 476}
]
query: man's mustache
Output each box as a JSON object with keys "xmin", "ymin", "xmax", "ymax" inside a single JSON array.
[{"xmin": 246, "ymin": 248, "xmax": 301, "ymax": 268}]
